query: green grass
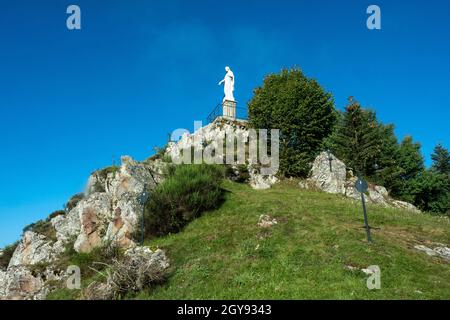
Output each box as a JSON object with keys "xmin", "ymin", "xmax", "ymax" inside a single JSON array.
[{"xmin": 134, "ymin": 180, "xmax": 450, "ymax": 300}]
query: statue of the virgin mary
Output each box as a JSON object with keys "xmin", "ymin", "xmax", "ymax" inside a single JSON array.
[{"xmin": 218, "ymin": 66, "xmax": 235, "ymax": 102}]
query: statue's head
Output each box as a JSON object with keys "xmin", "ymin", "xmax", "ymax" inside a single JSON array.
[{"xmin": 225, "ymin": 66, "xmax": 230, "ymax": 72}]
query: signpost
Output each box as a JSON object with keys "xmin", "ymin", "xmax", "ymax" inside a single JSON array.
[
  {"xmin": 326, "ymin": 149, "xmax": 333, "ymax": 172},
  {"xmin": 355, "ymin": 176, "xmax": 372, "ymax": 243},
  {"xmin": 139, "ymin": 183, "xmax": 149, "ymax": 246}
]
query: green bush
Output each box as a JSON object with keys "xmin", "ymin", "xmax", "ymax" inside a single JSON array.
[
  {"xmin": 48, "ymin": 210, "xmax": 66, "ymax": 220},
  {"xmin": 0, "ymin": 242, "xmax": 19, "ymax": 270},
  {"xmin": 225, "ymin": 164, "xmax": 250, "ymax": 183},
  {"xmin": 143, "ymin": 164, "xmax": 225, "ymax": 238},
  {"xmin": 23, "ymin": 219, "xmax": 57, "ymax": 242},
  {"xmin": 65, "ymin": 193, "xmax": 85, "ymax": 212}
]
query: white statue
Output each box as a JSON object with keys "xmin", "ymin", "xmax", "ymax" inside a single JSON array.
[{"xmin": 218, "ymin": 66, "xmax": 235, "ymax": 102}]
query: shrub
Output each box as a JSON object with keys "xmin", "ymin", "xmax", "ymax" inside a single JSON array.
[
  {"xmin": 23, "ymin": 219, "xmax": 57, "ymax": 242},
  {"xmin": 96, "ymin": 249, "xmax": 168, "ymax": 299},
  {"xmin": 54, "ymin": 240, "xmax": 124, "ymax": 279},
  {"xmin": 143, "ymin": 164, "xmax": 225, "ymax": 238},
  {"xmin": 48, "ymin": 210, "xmax": 66, "ymax": 220},
  {"xmin": 225, "ymin": 164, "xmax": 250, "ymax": 183},
  {"xmin": 0, "ymin": 242, "xmax": 19, "ymax": 270},
  {"xmin": 65, "ymin": 193, "xmax": 85, "ymax": 212}
]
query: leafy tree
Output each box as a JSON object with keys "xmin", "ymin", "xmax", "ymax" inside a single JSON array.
[
  {"xmin": 431, "ymin": 144, "xmax": 450, "ymax": 175},
  {"xmin": 248, "ymin": 68, "xmax": 336, "ymax": 177}
]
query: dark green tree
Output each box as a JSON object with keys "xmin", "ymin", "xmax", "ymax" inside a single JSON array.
[
  {"xmin": 390, "ymin": 136, "xmax": 425, "ymax": 200},
  {"xmin": 370, "ymin": 124, "xmax": 402, "ymax": 190},
  {"xmin": 397, "ymin": 136, "xmax": 425, "ymax": 180},
  {"xmin": 431, "ymin": 144, "xmax": 450, "ymax": 175},
  {"xmin": 405, "ymin": 170, "xmax": 450, "ymax": 215},
  {"xmin": 327, "ymin": 100, "xmax": 382, "ymax": 176},
  {"xmin": 248, "ymin": 68, "xmax": 336, "ymax": 177}
]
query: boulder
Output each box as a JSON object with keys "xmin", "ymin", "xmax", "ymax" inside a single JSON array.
[
  {"xmin": 344, "ymin": 175, "xmax": 361, "ymax": 201},
  {"xmin": 392, "ymin": 200, "xmax": 421, "ymax": 213},
  {"xmin": 257, "ymin": 215, "xmax": 278, "ymax": 228},
  {"xmin": 249, "ymin": 166, "xmax": 278, "ymax": 190},
  {"xmin": 368, "ymin": 187, "xmax": 389, "ymax": 207},
  {"xmin": 308, "ymin": 152, "xmax": 347, "ymax": 194}
]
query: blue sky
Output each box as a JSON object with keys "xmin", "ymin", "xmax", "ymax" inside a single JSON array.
[{"xmin": 0, "ymin": 0, "xmax": 449, "ymax": 246}]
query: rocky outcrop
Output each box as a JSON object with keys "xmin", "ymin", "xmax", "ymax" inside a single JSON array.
[
  {"xmin": 56, "ymin": 155, "xmax": 166, "ymax": 254},
  {"xmin": 1, "ymin": 155, "xmax": 166, "ymax": 300},
  {"xmin": 0, "ymin": 265, "xmax": 64, "ymax": 300},
  {"xmin": 300, "ymin": 152, "xmax": 420, "ymax": 212},
  {"xmin": 166, "ymin": 117, "xmax": 279, "ymax": 190}
]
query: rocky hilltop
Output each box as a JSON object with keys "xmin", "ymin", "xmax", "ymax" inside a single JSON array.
[{"xmin": 0, "ymin": 117, "xmax": 422, "ymax": 300}]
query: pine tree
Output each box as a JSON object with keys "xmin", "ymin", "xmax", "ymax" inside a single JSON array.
[
  {"xmin": 431, "ymin": 144, "xmax": 450, "ymax": 175},
  {"xmin": 371, "ymin": 124, "xmax": 402, "ymax": 191},
  {"xmin": 390, "ymin": 136, "xmax": 425, "ymax": 200},
  {"xmin": 328, "ymin": 100, "xmax": 382, "ymax": 176}
]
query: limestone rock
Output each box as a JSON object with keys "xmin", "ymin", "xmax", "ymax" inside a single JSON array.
[
  {"xmin": 74, "ymin": 193, "xmax": 113, "ymax": 253},
  {"xmin": 344, "ymin": 175, "xmax": 360, "ymax": 201},
  {"xmin": 249, "ymin": 166, "xmax": 278, "ymax": 190},
  {"xmin": 0, "ymin": 266, "xmax": 45, "ymax": 300},
  {"xmin": 308, "ymin": 152, "xmax": 347, "ymax": 194},
  {"xmin": 368, "ymin": 187, "xmax": 389, "ymax": 207},
  {"xmin": 8, "ymin": 232, "xmax": 64, "ymax": 268},
  {"xmin": 58, "ymin": 155, "xmax": 165, "ymax": 253},
  {"xmin": 414, "ymin": 244, "xmax": 450, "ymax": 260},
  {"xmin": 305, "ymin": 152, "xmax": 420, "ymax": 212},
  {"xmin": 392, "ymin": 200, "xmax": 421, "ymax": 213},
  {"xmin": 51, "ymin": 208, "xmax": 81, "ymax": 243},
  {"xmin": 374, "ymin": 185, "xmax": 389, "ymax": 198},
  {"xmin": 258, "ymin": 215, "xmax": 278, "ymax": 228},
  {"xmin": 166, "ymin": 117, "xmax": 278, "ymax": 190}
]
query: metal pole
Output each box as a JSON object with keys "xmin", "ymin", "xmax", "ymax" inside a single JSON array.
[
  {"xmin": 361, "ymin": 192, "xmax": 372, "ymax": 243},
  {"xmin": 141, "ymin": 203, "xmax": 145, "ymax": 246}
]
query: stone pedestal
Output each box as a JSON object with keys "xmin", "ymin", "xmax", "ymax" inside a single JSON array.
[{"xmin": 223, "ymin": 100, "xmax": 236, "ymax": 120}]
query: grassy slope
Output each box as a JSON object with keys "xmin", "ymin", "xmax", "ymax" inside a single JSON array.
[{"xmin": 136, "ymin": 180, "xmax": 450, "ymax": 300}]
